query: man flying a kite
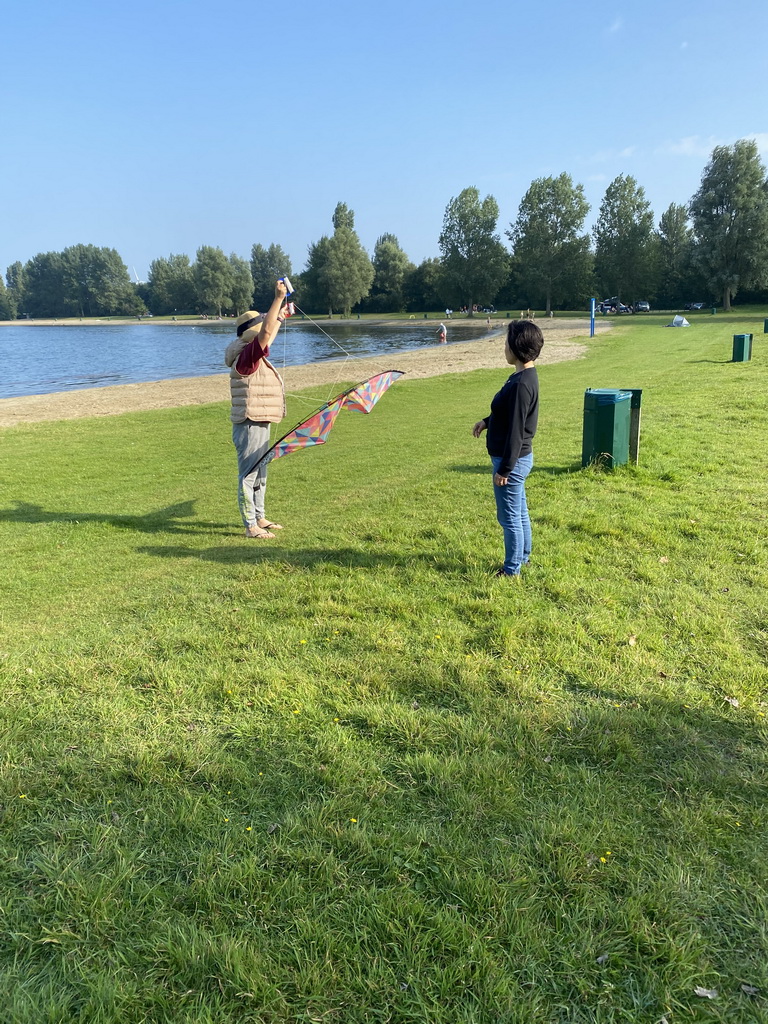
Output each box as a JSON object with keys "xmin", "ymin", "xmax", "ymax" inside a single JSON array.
[
  {"xmin": 225, "ymin": 277, "xmax": 403, "ymax": 540},
  {"xmin": 225, "ymin": 280, "xmax": 290, "ymax": 539}
]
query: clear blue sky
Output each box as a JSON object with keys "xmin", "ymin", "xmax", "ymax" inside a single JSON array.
[{"xmin": 2, "ymin": 0, "xmax": 766, "ymax": 281}]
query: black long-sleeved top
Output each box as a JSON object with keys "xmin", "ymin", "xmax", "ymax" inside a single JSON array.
[{"xmin": 484, "ymin": 367, "xmax": 539, "ymax": 476}]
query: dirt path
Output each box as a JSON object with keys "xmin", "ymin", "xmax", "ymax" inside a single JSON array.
[{"xmin": 0, "ymin": 319, "xmax": 608, "ymax": 428}]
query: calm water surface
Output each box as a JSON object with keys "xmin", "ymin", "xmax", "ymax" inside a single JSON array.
[{"xmin": 0, "ymin": 320, "xmax": 494, "ymax": 399}]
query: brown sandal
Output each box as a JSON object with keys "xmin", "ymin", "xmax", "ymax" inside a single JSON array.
[{"xmin": 245, "ymin": 525, "xmax": 275, "ymax": 539}]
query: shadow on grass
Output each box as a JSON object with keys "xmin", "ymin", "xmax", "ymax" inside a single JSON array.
[
  {"xmin": 449, "ymin": 463, "xmax": 582, "ymax": 476},
  {"xmin": 0, "ymin": 500, "xmax": 233, "ymax": 536},
  {"xmin": 136, "ymin": 543, "xmax": 466, "ymax": 574}
]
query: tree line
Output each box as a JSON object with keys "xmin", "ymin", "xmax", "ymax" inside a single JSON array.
[{"xmin": 2, "ymin": 139, "xmax": 767, "ymax": 321}]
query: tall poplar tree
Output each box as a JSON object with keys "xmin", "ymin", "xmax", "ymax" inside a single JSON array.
[
  {"xmin": 594, "ymin": 175, "xmax": 656, "ymax": 302},
  {"xmin": 438, "ymin": 187, "xmax": 508, "ymax": 313},
  {"xmin": 6, "ymin": 261, "xmax": 24, "ymax": 314},
  {"xmin": 319, "ymin": 202, "xmax": 374, "ymax": 317},
  {"xmin": 147, "ymin": 254, "xmax": 195, "ymax": 315},
  {"xmin": 250, "ymin": 243, "xmax": 293, "ymax": 310},
  {"xmin": 229, "ymin": 254, "xmax": 254, "ymax": 314},
  {"xmin": 193, "ymin": 246, "xmax": 232, "ymax": 315},
  {"xmin": 656, "ymin": 204, "xmax": 695, "ymax": 307},
  {"xmin": 689, "ymin": 139, "xmax": 768, "ymax": 310},
  {"xmin": 508, "ymin": 173, "xmax": 592, "ymax": 313},
  {"xmin": 367, "ymin": 233, "xmax": 412, "ymax": 312}
]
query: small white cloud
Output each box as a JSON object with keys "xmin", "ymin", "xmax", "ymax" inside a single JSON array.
[
  {"xmin": 581, "ymin": 146, "xmax": 636, "ymax": 165},
  {"xmin": 656, "ymin": 135, "xmax": 721, "ymax": 158},
  {"xmin": 680, "ymin": 41, "xmax": 688, "ymax": 49},
  {"xmin": 607, "ymin": 17, "xmax": 622, "ymax": 33}
]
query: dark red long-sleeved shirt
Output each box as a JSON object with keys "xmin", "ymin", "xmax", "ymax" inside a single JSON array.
[{"xmin": 236, "ymin": 339, "xmax": 269, "ymax": 376}]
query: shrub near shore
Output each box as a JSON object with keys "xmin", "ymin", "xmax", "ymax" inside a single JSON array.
[{"xmin": 0, "ymin": 312, "xmax": 766, "ymax": 1022}]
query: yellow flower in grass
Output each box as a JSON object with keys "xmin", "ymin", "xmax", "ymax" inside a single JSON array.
[
  {"xmin": 350, "ymin": 818, "xmax": 358, "ymax": 823},
  {"xmin": 18, "ymin": 794, "xmax": 27, "ymax": 799}
]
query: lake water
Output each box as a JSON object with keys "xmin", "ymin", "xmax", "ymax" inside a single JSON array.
[{"xmin": 0, "ymin": 319, "xmax": 494, "ymax": 399}]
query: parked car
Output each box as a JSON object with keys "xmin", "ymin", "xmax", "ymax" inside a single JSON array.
[
  {"xmin": 598, "ymin": 297, "xmax": 631, "ymax": 314},
  {"xmin": 634, "ymin": 301, "xmax": 650, "ymax": 313},
  {"xmin": 684, "ymin": 302, "xmax": 705, "ymax": 310}
]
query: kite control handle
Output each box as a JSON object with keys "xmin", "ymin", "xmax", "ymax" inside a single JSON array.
[{"xmin": 280, "ymin": 276, "xmax": 294, "ymax": 297}]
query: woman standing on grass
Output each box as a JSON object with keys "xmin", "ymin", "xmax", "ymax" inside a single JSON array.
[{"xmin": 472, "ymin": 320, "xmax": 544, "ymax": 577}]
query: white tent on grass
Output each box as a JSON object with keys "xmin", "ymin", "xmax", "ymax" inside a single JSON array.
[{"xmin": 666, "ymin": 314, "xmax": 690, "ymax": 327}]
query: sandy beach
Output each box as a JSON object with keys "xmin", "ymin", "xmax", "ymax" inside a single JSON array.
[{"xmin": 0, "ymin": 318, "xmax": 608, "ymax": 428}]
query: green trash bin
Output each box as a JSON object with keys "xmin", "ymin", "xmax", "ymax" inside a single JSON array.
[
  {"xmin": 732, "ymin": 334, "xmax": 753, "ymax": 362},
  {"xmin": 582, "ymin": 389, "xmax": 632, "ymax": 468},
  {"xmin": 763, "ymin": 318, "xmax": 768, "ymax": 334}
]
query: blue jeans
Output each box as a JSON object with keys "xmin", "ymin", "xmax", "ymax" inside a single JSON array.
[{"xmin": 491, "ymin": 453, "xmax": 533, "ymax": 575}]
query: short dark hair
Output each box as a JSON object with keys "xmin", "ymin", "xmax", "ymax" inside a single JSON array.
[{"xmin": 507, "ymin": 320, "xmax": 544, "ymax": 362}]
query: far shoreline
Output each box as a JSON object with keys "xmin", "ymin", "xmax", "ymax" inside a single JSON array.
[{"xmin": 0, "ymin": 318, "xmax": 609, "ymax": 428}]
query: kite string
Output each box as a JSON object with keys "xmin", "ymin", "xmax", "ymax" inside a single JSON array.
[{"xmin": 281, "ymin": 300, "xmax": 355, "ymax": 403}]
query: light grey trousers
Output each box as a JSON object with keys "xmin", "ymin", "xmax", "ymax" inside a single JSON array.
[{"xmin": 232, "ymin": 420, "xmax": 271, "ymax": 527}]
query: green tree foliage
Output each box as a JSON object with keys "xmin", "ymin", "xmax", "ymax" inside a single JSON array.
[
  {"xmin": 193, "ymin": 246, "xmax": 232, "ymax": 315},
  {"xmin": 689, "ymin": 139, "xmax": 768, "ymax": 310},
  {"xmin": 229, "ymin": 254, "xmax": 254, "ymax": 315},
  {"xmin": 332, "ymin": 202, "xmax": 355, "ymax": 231},
  {"xmin": 438, "ymin": 187, "xmax": 508, "ymax": 313},
  {"xmin": 507, "ymin": 174, "xmax": 593, "ymax": 313},
  {"xmin": 317, "ymin": 203, "xmax": 374, "ymax": 317},
  {"xmin": 6, "ymin": 261, "xmax": 24, "ymax": 314},
  {"xmin": 594, "ymin": 175, "xmax": 657, "ymax": 302},
  {"xmin": 297, "ymin": 237, "xmax": 332, "ymax": 314},
  {"xmin": 0, "ymin": 277, "xmax": 15, "ymax": 320},
  {"xmin": 22, "ymin": 246, "xmax": 141, "ymax": 318},
  {"xmin": 364, "ymin": 234, "xmax": 413, "ymax": 313},
  {"xmin": 22, "ymin": 252, "xmax": 67, "ymax": 318},
  {"xmin": 59, "ymin": 244, "xmax": 142, "ymax": 317},
  {"xmin": 250, "ymin": 243, "xmax": 293, "ymax": 311},
  {"xmin": 656, "ymin": 204, "xmax": 698, "ymax": 307},
  {"xmin": 403, "ymin": 258, "xmax": 443, "ymax": 313},
  {"xmin": 147, "ymin": 254, "xmax": 196, "ymax": 315}
]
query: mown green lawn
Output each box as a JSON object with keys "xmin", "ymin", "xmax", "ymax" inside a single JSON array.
[{"xmin": 0, "ymin": 312, "xmax": 766, "ymax": 1023}]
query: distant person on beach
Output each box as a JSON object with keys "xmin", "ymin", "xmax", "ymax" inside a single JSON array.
[
  {"xmin": 472, "ymin": 320, "xmax": 543, "ymax": 577},
  {"xmin": 437, "ymin": 322, "xmax": 447, "ymax": 344},
  {"xmin": 224, "ymin": 280, "xmax": 289, "ymax": 539}
]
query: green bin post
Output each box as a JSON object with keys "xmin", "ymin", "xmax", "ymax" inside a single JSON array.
[
  {"xmin": 582, "ymin": 389, "xmax": 632, "ymax": 468},
  {"xmin": 763, "ymin": 318, "xmax": 768, "ymax": 334},
  {"xmin": 732, "ymin": 334, "xmax": 753, "ymax": 362},
  {"xmin": 621, "ymin": 388, "xmax": 643, "ymax": 463},
  {"xmin": 711, "ymin": 306, "xmax": 717, "ymax": 315}
]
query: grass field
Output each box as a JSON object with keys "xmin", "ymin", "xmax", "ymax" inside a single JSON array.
[{"xmin": 1, "ymin": 312, "xmax": 766, "ymax": 1023}]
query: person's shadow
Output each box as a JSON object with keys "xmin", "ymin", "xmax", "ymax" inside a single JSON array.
[
  {"xmin": 0, "ymin": 500, "xmax": 233, "ymax": 536},
  {"xmin": 449, "ymin": 462, "xmax": 582, "ymax": 476},
  {"xmin": 137, "ymin": 542, "xmax": 465, "ymax": 575}
]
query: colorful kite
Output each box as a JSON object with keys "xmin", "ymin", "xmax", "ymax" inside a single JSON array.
[{"xmin": 244, "ymin": 370, "xmax": 404, "ymax": 477}]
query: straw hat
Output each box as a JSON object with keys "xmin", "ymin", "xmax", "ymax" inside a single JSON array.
[{"xmin": 235, "ymin": 310, "xmax": 266, "ymax": 345}]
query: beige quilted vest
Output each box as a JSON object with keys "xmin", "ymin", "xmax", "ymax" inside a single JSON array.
[{"xmin": 225, "ymin": 337, "xmax": 286, "ymax": 425}]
